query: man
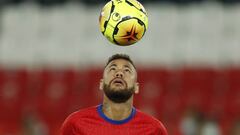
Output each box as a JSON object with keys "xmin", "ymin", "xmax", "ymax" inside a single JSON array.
[{"xmin": 60, "ymin": 54, "xmax": 168, "ymax": 135}]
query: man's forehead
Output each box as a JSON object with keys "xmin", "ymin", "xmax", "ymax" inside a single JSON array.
[{"xmin": 107, "ymin": 59, "xmax": 134, "ymax": 68}]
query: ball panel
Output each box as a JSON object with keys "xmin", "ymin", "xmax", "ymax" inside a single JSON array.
[
  {"xmin": 113, "ymin": 18, "xmax": 146, "ymax": 45},
  {"xmin": 99, "ymin": 1, "xmax": 114, "ymax": 33},
  {"xmin": 125, "ymin": 0, "xmax": 147, "ymax": 14}
]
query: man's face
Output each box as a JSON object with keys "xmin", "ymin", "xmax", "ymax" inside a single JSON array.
[{"xmin": 100, "ymin": 59, "xmax": 138, "ymax": 103}]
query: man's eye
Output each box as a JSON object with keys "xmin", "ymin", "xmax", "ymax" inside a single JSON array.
[
  {"xmin": 110, "ymin": 68, "xmax": 116, "ymax": 71},
  {"xmin": 124, "ymin": 69, "xmax": 130, "ymax": 72}
]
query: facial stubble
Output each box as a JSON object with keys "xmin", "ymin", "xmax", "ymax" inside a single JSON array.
[{"xmin": 103, "ymin": 83, "xmax": 135, "ymax": 103}]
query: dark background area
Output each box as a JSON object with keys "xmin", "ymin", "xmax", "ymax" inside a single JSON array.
[{"xmin": 0, "ymin": 0, "xmax": 239, "ymax": 6}]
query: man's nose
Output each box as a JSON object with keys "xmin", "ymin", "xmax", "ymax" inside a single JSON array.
[{"xmin": 115, "ymin": 71, "xmax": 123, "ymax": 78}]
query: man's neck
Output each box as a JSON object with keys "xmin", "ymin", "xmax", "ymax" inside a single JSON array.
[{"xmin": 102, "ymin": 97, "xmax": 133, "ymax": 121}]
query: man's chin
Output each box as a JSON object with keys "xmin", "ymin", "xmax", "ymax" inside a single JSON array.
[
  {"xmin": 103, "ymin": 83, "xmax": 134, "ymax": 103},
  {"xmin": 110, "ymin": 85, "xmax": 126, "ymax": 91}
]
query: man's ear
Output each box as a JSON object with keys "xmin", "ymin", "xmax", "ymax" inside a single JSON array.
[
  {"xmin": 134, "ymin": 82, "xmax": 139, "ymax": 94},
  {"xmin": 99, "ymin": 79, "xmax": 103, "ymax": 91}
]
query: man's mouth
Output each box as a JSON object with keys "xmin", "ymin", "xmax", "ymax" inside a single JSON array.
[{"xmin": 111, "ymin": 78, "xmax": 126, "ymax": 86}]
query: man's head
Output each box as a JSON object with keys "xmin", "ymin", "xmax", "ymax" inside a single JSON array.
[{"xmin": 100, "ymin": 54, "xmax": 139, "ymax": 103}]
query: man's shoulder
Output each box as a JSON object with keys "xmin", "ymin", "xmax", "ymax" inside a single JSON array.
[
  {"xmin": 135, "ymin": 109, "xmax": 167, "ymax": 131},
  {"xmin": 65, "ymin": 105, "xmax": 98, "ymax": 122},
  {"xmin": 134, "ymin": 109, "xmax": 168, "ymax": 134},
  {"xmin": 60, "ymin": 106, "xmax": 100, "ymax": 134},
  {"xmin": 135, "ymin": 109, "xmax": 160, "ymax": 123}
]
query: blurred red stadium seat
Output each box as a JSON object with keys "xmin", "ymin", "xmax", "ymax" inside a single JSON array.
[
  {"xmin": 31, "ymin": 68, "xmax": 75, "ymax": 124},
  {"xmin": 177, "ymin": 67, "xmax": 217, "ymax": 112},
  {"xmin": 68, "ymin": 69, "xmax": 95, "ymax": 113},
  {"xmin": 137, "ymin": 68, "xmax": 171, "ymax": 118},
  {"xmin": 224, "ymin": 68, "xmax": 240, "ymax": 119},
  {"xmin": 0, "ymin": 68, "xmax": 28, "ymax": 122}
]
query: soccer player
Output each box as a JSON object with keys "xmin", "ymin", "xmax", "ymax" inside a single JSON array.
[{"xmin": 60, "ymin": 54, "xmax": 168, "ymax": 135}]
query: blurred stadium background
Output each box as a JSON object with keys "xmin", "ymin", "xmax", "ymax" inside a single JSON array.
[{"xmin": 0, "ymin": 0, "xmax": 240, "ymax": 135}]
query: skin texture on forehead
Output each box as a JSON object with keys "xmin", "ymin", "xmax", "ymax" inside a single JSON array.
[
  {"xmin": 105, "ymin": 54, "xmax": 136, "ymax": 70},
  {"xmin": 108, "ymin": 60, "xmax": 133, "ymax": 69},
  {"xmin": 107, "ymin": 58, "xmax": 133, "ymax": 66},
  {"xmin": 105, "ymin": 59, "xmax": 137, "ymax": 76},
  {"xmin": 103, "ymin": 59, "xmax": 138, "ymax": 85}
]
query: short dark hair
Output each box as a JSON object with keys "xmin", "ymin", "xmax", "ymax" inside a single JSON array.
[{"xmin": 105, "ymin": 54, "xmax": 136, "ymax": 69}]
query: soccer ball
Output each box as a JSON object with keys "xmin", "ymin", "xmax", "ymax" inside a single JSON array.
[{"xmin": 99, "ymin": 0, "xmax": 148, "ymax": 46}]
